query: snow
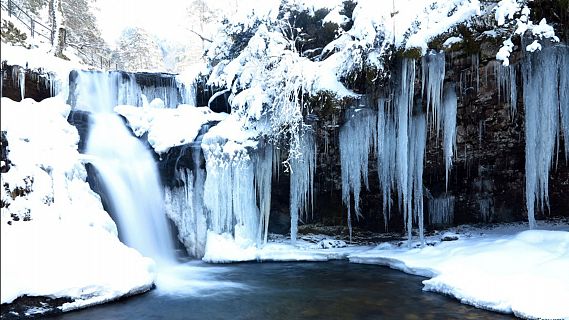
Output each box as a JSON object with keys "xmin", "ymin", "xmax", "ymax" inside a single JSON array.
[
  {"xmin": 0, "ymin": 97, "xmax": 154, "ymax": 307},
  {"xmin": 442, "ymin": 36, "xmax": 463, "ymax": 48},
  {"xmin": 115, "ymin": 104, "xmax": 227, "ymax": 154},
  {"xmin": 525, "ymin": 40, "xmax": 542, "ymax": 52},
  {"xmin": 496, "ymin": 38, "xmax": 514, "ymax": 66},
  {"xmin": 349, "ymin": 222, "xmax": 569, "ymax": 320},
  {"xmin": 202, "ymin": 231, "xmax": 372, "ymax": 264}
]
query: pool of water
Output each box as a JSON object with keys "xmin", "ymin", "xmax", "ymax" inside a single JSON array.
[{"xmin": 51, "ymin": 261, "xmax": 513, "ymax": 320}]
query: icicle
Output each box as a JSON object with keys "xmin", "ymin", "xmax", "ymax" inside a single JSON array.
[
  {"xmin": 340, "ymin": 107, "xmax": 377, "ymax": 241},
  {"xmin": 164, "ymin": 166, "xmax": 208, "ymax": 258},
  {"xmin": 411, "ymin": 113, "xmax": 427, "ymax": 246},
  {"xmin": 428, "ymin": 194, "xmax": 455, "ymax": 225},
  {"xmin": 442, "ymin": 84, "xmax": 457, "ymax": 190},
  {"xmin": 18, "ymin": 68, "xmax": 25, "ymax": 100},
  {"xmin": 558, "ymin": 47, "xmax": 569, "ymax": 161},
  {"xmin": 377, "ymin": 98, "xmax": 396, "ymax": 230},
  {"xmin": 176, "ymin": 75, "xmax": 197, "ymax": 106},
  {"xmin": 395, "ymin": 59, "xmax": 416, "ymax": 246},
  {"xmin": 255, "ymin": 144, "xmax": 273, "ymax": 245},
  {"xmin": 495, "ymin": 62, "xmax": 518, "ymax": 119},
  {"xmin": 479, "ymin": 197, "xmax": 493, "ymax": 222},
  {"xmin": 290, "ymin": 129, "xmax": 316, "ymax": 243},
  {"xmin": 422, "ymin": 51, "xmax": 445, "ymax": 134},
  {"xmin": 522, "ymin": 43, "xmax": 569, "ymax": 229}
]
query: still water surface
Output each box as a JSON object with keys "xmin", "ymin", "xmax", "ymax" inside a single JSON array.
[{"xmin": 52, "ymin": 261, "xmax": 513, "ymax": 320}]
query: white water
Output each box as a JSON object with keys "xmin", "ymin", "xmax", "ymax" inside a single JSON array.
[
  {"xmin": 290, "ymin": 131, "xmax": 316, "ymax": 243},
  {"xmin": 73, "ymin": 70, "xmax": 176, "ymax": 264},
  {"xmin": 522, "ymin": 44, "xmax": 569, "ymax": 229},
  {"xmin": 340, "ymin": 107, "xmax": 377, "ymax": 240}
]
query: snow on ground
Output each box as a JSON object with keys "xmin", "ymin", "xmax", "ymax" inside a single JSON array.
[
  {"xmin": 349, "ymin": 220, "xmax": 569, "ymax": 320},
  {"xmin": 0, "ymin": 97, "xmax": 154, "ymax": 311},
  {"xmin": 115, "ymin": 104, "xmax": 228, "ymax": 154}
]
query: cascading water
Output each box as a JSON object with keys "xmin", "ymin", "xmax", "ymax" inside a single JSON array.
[{"xmin": 71, "ymin": 70, "xmax": 176, "ymax": 264}]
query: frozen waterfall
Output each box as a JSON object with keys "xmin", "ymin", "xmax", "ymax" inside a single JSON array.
[
  {"xmin": 522, "ymin": 43, "xmax": 569, "ymax": 229},
  {"xmin": 340, "ymin": 107, "xmax": 377, "ymax": 240},
  {"xmin": 422, "ymin": 51, "xmax": 445, "ymax": 135},
  {"xmin": 290, "ymin": 130, "xmax": 316, "ymax": 243}
]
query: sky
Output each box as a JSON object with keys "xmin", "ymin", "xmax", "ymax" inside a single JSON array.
[
  {"xmin": 94, "ymin": 0, "xmax": 259, "ymax": 45},
  {"xmin": 95, "ymin": 0, "xmax": 190, "ymax": 44}
]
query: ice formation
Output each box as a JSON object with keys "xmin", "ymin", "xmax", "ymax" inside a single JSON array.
[
  {"xmin": 164, "ymin": 132, "xmax": 208, "ymax": 258},
  {"xmin": 290, "ymin": 130, "xmax": 316, "ymax": 243},
  {"xmin": 376, "ymin": 59, "xmax": 427, "ymax": 246},
  {"xmin": 494, "ymin": 62, "xmax": 518, "ymax": 118},
  {"xmin": 428, "ymin": 195, "xmax": 455, "ymax": 225},
  {"xmin": 340, "ymin": 107, "xmax": 377, "ymax": 240},
  {"xmin": 256, "ymin": 144, "xmax": 274, "ymax": 245},
  {"xmin": 522, "ymin": 43, "xmax": 569, "ymax": 229},
  {"xmin": 442, "ymin": 84, "xmax": 457, "ymax": 189},
  {"xmin": 422, "ymin": 51, "xmax": 446, "ymax": 135},
  {"xmin": 377, "ymin": 98, "xmax": 397, "ymax": 229}
]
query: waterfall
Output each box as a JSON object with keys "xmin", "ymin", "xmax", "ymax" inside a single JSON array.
[{"xmin": 71, "ymin": 70, "xmax": 176, "ymax": 264}]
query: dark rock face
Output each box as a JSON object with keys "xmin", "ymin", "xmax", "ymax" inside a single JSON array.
[
  {"xmin": 294, "ymin": 48, "xmax": 569, "ymax": 234},
  {"xmin": 1, "ymin": 62, "xmax": 55, "ymax": 102}
]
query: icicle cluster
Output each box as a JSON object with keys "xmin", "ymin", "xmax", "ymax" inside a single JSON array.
[
  {"xmin": 202, "ymin": 143, "xmax": 259, "ymax": 243},
  {"xmin": 522, "ymin": 43, "xmax": 569, "ymax": 229},
  {"xmin": 377, "ymin": 98, "xmax": 397, "ymax": 229},
  {"xmin": 428, "ymin": 195, "xmax": 455, "ymax": 225},
  {"xmin": 494, "ymin": 62, "xmax": 518, "ymax": 118},
  {"xmin": 340, "ymin": 108, "xmax": 377, "ymax": 240},
  {"xmin": 422, "ymin": 51, "xmax": 446, "ymax": 134},
  {"xmin": 164, "ymin": 166, "xmax": 207, "ymax": 258},
  {"xmin": 290, "ymin": 130, "xmax": 316, "ymax": 243}
]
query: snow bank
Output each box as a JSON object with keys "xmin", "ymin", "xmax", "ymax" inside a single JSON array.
[
  {"xmin": 0, "ymin": 97, "xmax": 154, "ymax": 310},
  {"xmin": 202, "ymin": 231, "xmax": 371, "ymax": 263},
  {"xmin": 115, "ymin": 104, "xmax": 227, "ymax": 154},
  {"xmin": 349, "ymin": 223, "xmax": 569, "ymax": 320}
]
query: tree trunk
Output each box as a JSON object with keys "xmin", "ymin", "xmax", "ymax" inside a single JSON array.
[{"xmin": 49, "ymin": 0, "xmax": 66, "ymax": 58}]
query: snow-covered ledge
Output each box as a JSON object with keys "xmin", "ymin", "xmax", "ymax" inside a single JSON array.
[
  {"xmin": 349, "ymin": 222, "xmax": 569, "ymax": 320},
  {"xmin": 0, "ymin": 97, "xmax": 155, "ymax": 316}
]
